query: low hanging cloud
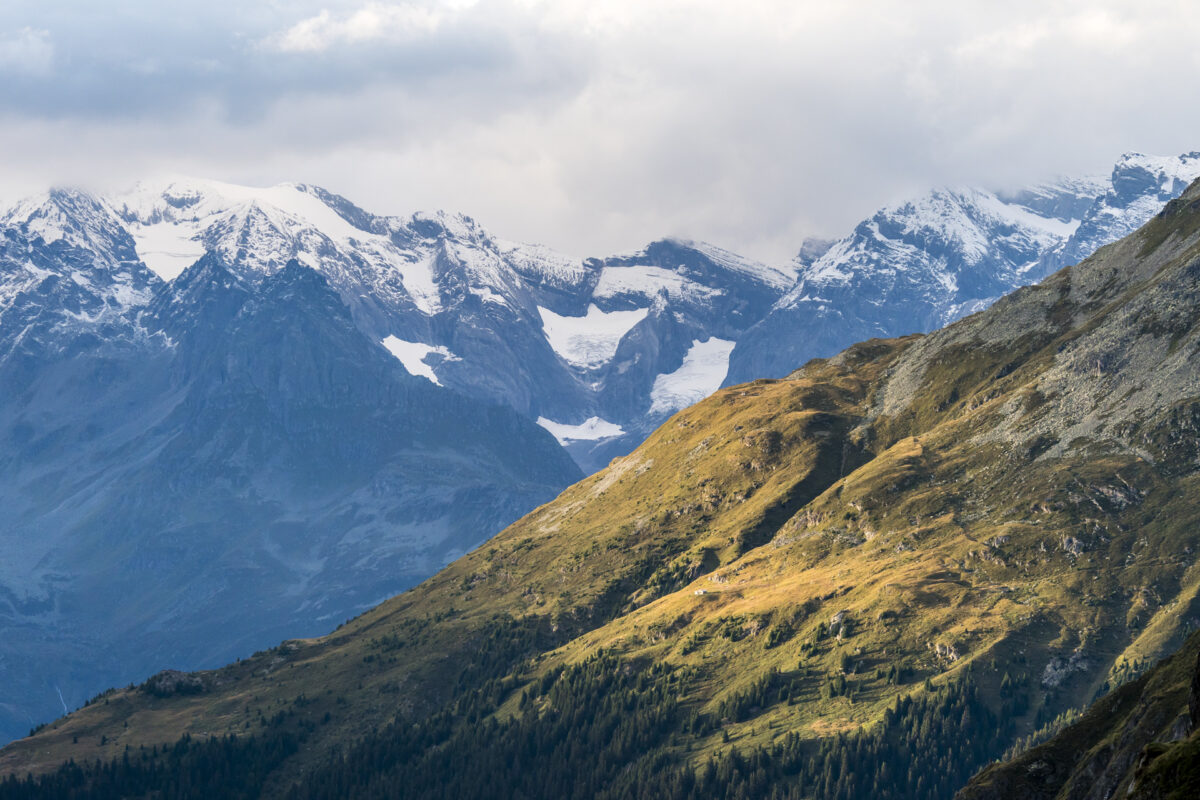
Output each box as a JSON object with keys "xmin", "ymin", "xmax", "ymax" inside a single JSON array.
[
  {"xmin": 0, "ymin": 1, "xmax": 1197, "ymax": 263},
  {"xmin": 0, "ymin": 27, "xmax": 53, "ymax": 76}
]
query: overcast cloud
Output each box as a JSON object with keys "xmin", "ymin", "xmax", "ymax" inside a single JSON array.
[{"xmin": 0, "ymin": 0, "xmax": 1197, "ymax": 262}]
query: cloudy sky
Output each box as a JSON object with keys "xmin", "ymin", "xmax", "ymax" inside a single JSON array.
[{"xmin": 0, "ymin": 0, "xmax": 1197, "ymax": 261}]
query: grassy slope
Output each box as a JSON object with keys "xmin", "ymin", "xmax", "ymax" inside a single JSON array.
[{"xmin": 5, "ymin": 184, "xmax": 1200, "ymax": 793}]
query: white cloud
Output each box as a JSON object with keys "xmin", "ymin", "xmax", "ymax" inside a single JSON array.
[
  {"xmin": 265, "ymin": 3, "xmax": 449, "ymax": 53},
  {"xmin": 0, "ymin": 1, "xmax": 1198, "ymax": 263},
  {"xmin": 0, "ymin": 27, "xmax": 52, "ymax": 76}
]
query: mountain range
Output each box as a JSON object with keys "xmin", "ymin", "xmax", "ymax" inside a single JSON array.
[
  {"xmin": 7, "ymin": 152, "xmax": 1197, "ymax": 474},
  {"xmin": 4, "ymin": 166, "xmax": 1200, "ymax": 798},
  {"xmin": 725, "ymin": 152, "xmax": 1200, "ymax": 384},
  {"xmin": 0, "ymin": 152, "xmax": 1198, "ymax": 747}
]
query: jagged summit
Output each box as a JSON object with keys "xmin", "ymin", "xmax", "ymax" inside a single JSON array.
[{"xmin": 108, "ymin": 176, "xmax": 382, "ymax": 281}]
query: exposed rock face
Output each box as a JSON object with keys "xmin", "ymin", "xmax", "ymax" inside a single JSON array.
[
  {"xmin": 932, "ymin": 642, "xmax": 963, "ymax": 663},
  {"xmin": 1040, "ymin": 651, "xmax": 1089, "ymax": 689}
]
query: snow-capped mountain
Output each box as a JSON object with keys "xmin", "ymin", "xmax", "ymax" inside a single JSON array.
[
  {"xmin": 3, "ymin": 177, "xmax": 796, "ymax": 472},
  {"xmin": 1032, "ymin": 152, "xmax": 1200, "ymax": 277},
  {"xmin": 5, "ymin": 157, "xmax": 1195, "ymax": 474},
  {"xmin": 0, "ymin": 207, "xmax": 580, "ymax": 742},
  {"xmin": 723, "ymin": 152, "xmax": 1200, "ymax": 385}
]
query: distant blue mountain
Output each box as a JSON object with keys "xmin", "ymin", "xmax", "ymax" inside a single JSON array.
[{"xmin": 0, "ymin": 214, "xmax": 579, "ymax": 742}]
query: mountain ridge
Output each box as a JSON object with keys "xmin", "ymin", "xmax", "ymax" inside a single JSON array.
[{"xmin": 723, "ymin": 151, "xmax": 1200, "ymax": 386}]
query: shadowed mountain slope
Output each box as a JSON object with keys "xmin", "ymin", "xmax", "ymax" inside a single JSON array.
[
  {"xmin": 0, "ymin": 246, "xmax": 579, "ymax": 744},
  {"xmin": 957, "ymin": 631, "xmax": 1200, "ymax": 800}
]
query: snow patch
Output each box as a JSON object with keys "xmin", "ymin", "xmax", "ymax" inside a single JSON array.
[
  {"xmin": 536, "ymin": 416, "xmax": 626, "ymax": 445},
  {"xmin": 392, "ymin": 252, "xmax": 442, "ymax": 314},
  {"xmin": 539, "ymin": 303, "xmax": 649, "ymax": 369},
  {"xmin": 23, "ymin": 263, "xmax": 53, "ymax": 281},
  {"xmin": 649, "ymin": 338, "xmax": 735, "ymax": 416},
  {"xmin": 127, "ymin": 221, "xmax": 207, "ymax": 280},
  {"xmin": 381, "ymin": 336, "xmax": 459, "ymax": 385},
  {"xmin": 111, "ymin": 283, "xmax": 152, "ymax": 309},
  {"xmin": 670, "ymin": 238, "xmax": 798, "ymax": 289},
  {"xmin": 593, "ymin": 266, "xmax": 721, "ymax": 302}
]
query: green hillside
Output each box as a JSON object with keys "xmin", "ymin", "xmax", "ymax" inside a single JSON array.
[{"xmin": 5, "ymin": 181, "xmax": 1200, "ymax": 798}]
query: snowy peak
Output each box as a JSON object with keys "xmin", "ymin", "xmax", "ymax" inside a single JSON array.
[
  {"xmin": 600, "ymin": 237, "xmax": 794, "ymax": 293},
  {"xmin": 725, "ymin": 151, "xmax": 1200, "ymax": 387},
  {"xmin": 1040, "ymin": 152, "xmax": 1200, "ymax": 275},
  {"xmin": 1110, "ymin": 151, "xmax": 1200, "ymax": 201},
  {"xmin": 0, "ymin": 191, "xmax": 158, "ymax": 345},
  {"xmin": 789, "ymin": 184, "xmax": 1075, "ymax": 303},
  {"xmin": 108, "ymin": 177, "xmax": 380, "ymax": 281},
  {"xmin": 406, "ymin": 209, "xmax": 485, "ymax": 244},
  {"xmin": 1, "ymin": 188, "xmax": 142, "ymax": 268},
  {"xmin": 788, "ymin": 153, "xmax": 1200, "ymax": 305},
  {"xmin": 662, "ymin": 237, "xmax": 798, "ymax": 291},
  {"xmin": 494, "ymin": 238, "xmax": 593, "ymax": 293},
  {"xmin": 105, "ymin": 179, "xmax": 574, "ymax": 324}
]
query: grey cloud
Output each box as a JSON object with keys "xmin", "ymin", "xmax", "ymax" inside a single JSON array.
[
  {"xmin": 0, "ymin": 1, "xmax": 587, "ymax": 123},
  {"xmin": 0, "ymin": 1, "xmax": 1197, "ymax": 263}
]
